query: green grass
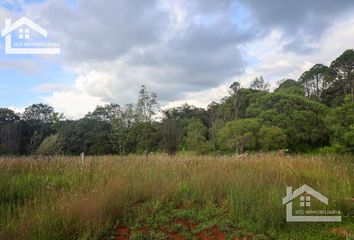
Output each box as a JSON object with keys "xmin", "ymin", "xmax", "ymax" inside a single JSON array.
[{"xmin": 0, "ymin": 153, "xmax": 353, "ymax": 239}]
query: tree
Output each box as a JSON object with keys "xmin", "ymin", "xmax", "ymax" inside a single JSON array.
[
  {"xmin": 229, "ymin": 81, "xmax": 241, "ymax": 119},
  {"xmin": 227, "ymin": 83, "xmax": 267, "ymax": 121},
  {"xmin": 111, "ymin": 117, "xmax": 128, "ymax": 155},
  {"xmin": 217, "ymin": 118, "xmax": 260, "ymax": 153},
  {"xmin": 163, "ymin": 104, "xmax": 209, "ymax": 150},
  {"xmin": 0, "ymin": 108, "xmax": 21, "ymax": 154},
  {"xmin": 247, "ymin": 93, "xmax": 328, "ymax": 151},
  {"xmin": 110, "ymin": 104, "xmax": 138, "ymax": 155},
  {"xmin": 136, "ymin": 85, "xmax": 158, "ymax": 156},
  {"xmin": 275, "ymin": 79, "xmax": 305, "ymax": 96},
  {"xmin": 36, "ymin": 134, "xmax": 61, "ymax": 155},
  {"xmin": 330, "ymin": 49, "xmax": 354, "ymax": 102},
  {"xmin": 185, "ymin": 118, "xmax": 211, "ymax": 154},
  {"xmin": 325, "ymin": 95, "xmax": 354, "ymax": 152},
  {"xmin": 299, "ymin": 64, "xmax": 336, "ymax": 101},
  {"xmin": 344, "ymin": 125, "xmax": 354, "ymax": 152},
  {"xmin": 0, "ymin": 108, "xmax": 20, "ymax": 122},
  {"xmin": 21, "ymin": 104, "xmax": 57, "ymax": 154},
  {"xmin": 250, "ymin": 76, "xmax": 270, "ymax": 92},
  {"xmin": 161, "ymin": 110, "xmax": 177, "ymax": 155},
  {"xmin": 258, "ymin": 126, "xmax": 287, "ymax": 151},
  {"xmin": 85, "ymin": 103, "xmax": 122, "ymax": 123},
  {"xmin": 22, "ymin": 104, "xmax": 55, "ymax": 123},
  {"xmin": 56, "ymin": 117, "xmax": 113, "ymax": 155},
  {"xmin": 207, "ymin": 102, "xmax": 219, "ymax": 154}
]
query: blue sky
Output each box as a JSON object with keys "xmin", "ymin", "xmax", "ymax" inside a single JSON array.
[
  {"xmin": 1, "ymin": 0, "xmax": 354, "ymax": 118},
  {"xmin": 0, "ymin": 0, "xmax": 75, "ymax": 109}
]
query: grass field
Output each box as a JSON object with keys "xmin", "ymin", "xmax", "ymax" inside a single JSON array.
[{"xmin": 0, "ymin": 153, "xmax": 353, "ymax": 240}]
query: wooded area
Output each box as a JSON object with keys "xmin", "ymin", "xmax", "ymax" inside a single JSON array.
[{"xmin": 1, "ymin": 49, "xmax": 354, "ymax": 156}]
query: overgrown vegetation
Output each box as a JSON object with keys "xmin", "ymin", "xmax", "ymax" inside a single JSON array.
[
  {"xmin": 1, "ymin": 50, "xmax": 354, "ymax": 156},
  {"xmin": 0, "ymin": 154, "xmax": 352, "ymax": 239}
]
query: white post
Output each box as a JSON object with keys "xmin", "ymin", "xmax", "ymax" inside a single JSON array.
[{"xmin": 81, "ymin": 152, "xmax": 85, "ymax": 165}]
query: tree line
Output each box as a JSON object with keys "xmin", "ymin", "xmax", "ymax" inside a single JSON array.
[{"xmin": 1, "ymin": 50, "xmax": 354, "ymax": 155}]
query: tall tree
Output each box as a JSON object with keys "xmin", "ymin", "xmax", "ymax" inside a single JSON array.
[
  {"xmin": 325, "ymin": 95, "xmax": 354, "ymax": 152},
  {"xmin": 330, "ymin": 49, "xmax": 354, "ymax": 102},
  {"xmin": 136, "ymin": 85, "xmax": 158, "ymax": 157},
  {"xmin": 21, "ymin": 104, "xmax": 57, "ymax": 154},
  {"xmin": 229, "ymin": 81, "xmax": 241, "ymax": 119},
  {"xmin": 0, "ymin": 108, "xmax": 21, "ymax": 154},
  {"xmin": 247, "ymin": 93, "xmax": 328, "ymax": 151},
  {"xmin": 161, "ymin": 110, "xmax": 177, "ymax": 156},
  {"xmin": 185, "ymin": 118, "xmax": 211, "ymax": 154},
  {"xmin": 22, "ymin": 104, "xmax": 55, "ymax": 123},
  {"xmin": 250, "ymin": 76, "xmax": 270, "ymax": 92},
  {"xmin": 217, "ymin": 118, "xmax": 260, "ymax": 154},
  {"xmin": 85, "ymin": 103, "xmax": 123, "ymax": 123},
  {"xmin": 275, "ymin": 79, "xmax": 304, "ymax": 96},
  {"xmin": 207, "ymin": 102, "xmax": 219, "ymax": 154},
  {"xmin": 299, "ymin": 64, "xmax": 336, "ymax": 101}
]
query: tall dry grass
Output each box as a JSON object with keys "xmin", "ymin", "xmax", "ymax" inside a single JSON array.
[{"xmin": 0, "ymin": 153, "xmax": 352, "ymax": 239}]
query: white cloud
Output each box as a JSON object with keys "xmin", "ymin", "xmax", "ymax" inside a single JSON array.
[
  {"xmin": 32, "ymin": 83, "xmax": 73, "ymax": 93},
  {"xmin": 45, "ymin": 90, "xmax": 106, "ymax": 120},
  {"xmin": 239, "ymin": 15, "xmax": 354, "ymax": 88},
  {"xmin": 164, "ymin": 84, "xmax": 230, "ymax": 109},
  {"xmin": 8, "ymin": 106, "xmax": 25, "ymax": 114}
]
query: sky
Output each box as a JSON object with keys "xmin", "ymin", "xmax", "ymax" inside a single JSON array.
[{"xmin": 0, "ymin": 0, "xmax": 354, "ymax": 119}]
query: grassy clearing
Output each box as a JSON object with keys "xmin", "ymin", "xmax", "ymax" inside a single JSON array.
[{"xmin": 0, "ymin": 153, "xmax": 353, "ymax": 240}]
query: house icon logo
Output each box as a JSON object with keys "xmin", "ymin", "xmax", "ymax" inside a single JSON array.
[
  {"xmin": 1, "ymin": 17, "xmax": 60, "ymax": 55},
  {"xmin": 282, "ymin": 185, "xmax": 341, "ymax": 222}
]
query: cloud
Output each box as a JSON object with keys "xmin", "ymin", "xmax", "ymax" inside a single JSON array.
[
  {"xmin": 240, "ymin": 0, "xmax": 354, "ymax": 53},
  {"xmin": 240, "ymin": 15, "xmax": 354, "ymax": 88},
  {"xmin": 22, "ymin": 0, "xmax": 251, "ymax": 118},
  {"xmin": 32, "ymin": 83, "xmax": 73, "ymax": 93},
  {"xmin": 45, "ymin": 90, "xmax": 107, "ymax": 119},
  {"xmin": 33, "ymin": 0, "xmax": 168, "ymax": 62},
  {"xmin": 3, "ymin": 0, "xmax": 354, "ymax": 119}
]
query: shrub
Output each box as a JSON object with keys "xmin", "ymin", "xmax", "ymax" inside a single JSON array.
[
  {"xmin": 258, "ymin": 126, "xmax": 287, "ymax": 151},
  {"xmin": 36, "ymin": 134, "xmax": 61, "ymax": 155},
  {"xmin": 217, "ymin": 118, "xmax": 261, "ymax": 153}
]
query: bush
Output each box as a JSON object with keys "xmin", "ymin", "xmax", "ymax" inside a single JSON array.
[
  {"xmin": 36, "ymin": 134, "xmax": 61, "ymax": 155},
  {"xmin": 258, "ymin": 126, "xmax": 287, "ymax": 151},
  {"xmin": 317, "ymin": 144, "xmax": 345, "ymax": 154},
  {"xmin": 217, "ymin": 118, "xmax": 261, "ymax": 153}
]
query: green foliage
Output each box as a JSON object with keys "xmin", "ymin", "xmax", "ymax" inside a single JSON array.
[
  {"xmin": 299, "ymin": 64, "xmax": 336, "ymax": 101},
  {"xmin": 275, "ymin": 79, "xmax": 305, "ymax": 96},
  {"xmin": 57, "ymin": 118, "xmax": 113, "ymax": 155},
  {"xmin": 258, "ymin": 126, "xmax": 287, "ymax": 151},
  {"xmin": 136, "ymin": 85, "xmax": 159, "ymax": 155},
  {"xmin": 317, "ymin": 144, "xmax": 345, "ymax": 154},
  {"xmin": 325, "ymin": 95, "xmax": 354, "ymax": 153},
  {"xmin": 330, "ymin": 49, "xmax": 354, "ymax": 102},
  {"xmin": 247, "ymin": 93, "xmax": 328, "ymax": 152},
  {"xmin": 344, "ymin": 125, "xmax": 354, "ymax": 152},
  {"xmin": 217, "ymin": 118, "xmax": 261, "ymax": 153},
  {"xmin": 85, "ymin": 103, "xmax": 122, "ymax": 122},
  {"xmin": 1, "ymin": 50, "xmax": 354, "ymax": 156},
  {"xmin": 220, "ymin": 88, "xmax": 268, "ymax": 121},
  {"xmin": 185, "ymin": 118, "xmax": 211, "ymax": 154},
  {"xmin": 36, "ymin": 134, "xmax": 61, "ymax": 155}
]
